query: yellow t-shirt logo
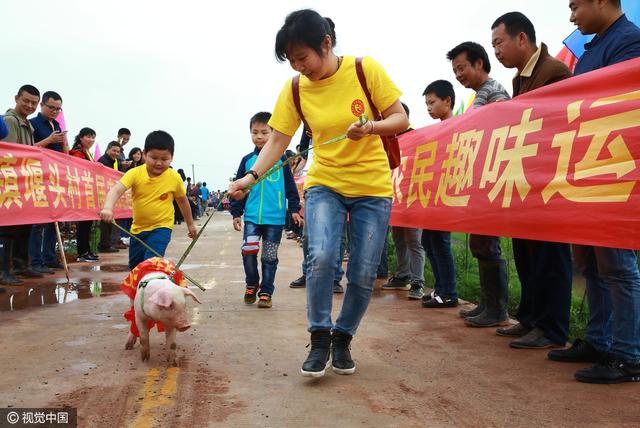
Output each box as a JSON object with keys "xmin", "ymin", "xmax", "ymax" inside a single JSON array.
[{"xmin": 351, "ymin": 99, "xmax": 365, "ymax": 117}]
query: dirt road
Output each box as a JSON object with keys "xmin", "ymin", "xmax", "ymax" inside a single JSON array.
[{"xmin": 1, "ymin": 213, "xmax": 639, "ymax": 427}]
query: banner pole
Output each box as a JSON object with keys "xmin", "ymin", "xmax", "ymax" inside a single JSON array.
[{"xmin": 54, "ymin": 222, "xmax": 70, "ymax": 284}]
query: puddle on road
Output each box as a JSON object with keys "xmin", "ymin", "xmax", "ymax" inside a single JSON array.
[
  {"xmin": 74, "ymin": 264, "xmax": 129, "ymax": 273},
  {"xmin": 0, "ymin": 279, "xmax": 121, "ymax": 312},
  {"xmin": 95, "ymin": 264, "xmax": 129, "ymax": 273}
]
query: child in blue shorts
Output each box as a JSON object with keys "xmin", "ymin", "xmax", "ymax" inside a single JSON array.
[{"xmin": 100, "ymin": 130, "xmax": 196, "ymax": 269}]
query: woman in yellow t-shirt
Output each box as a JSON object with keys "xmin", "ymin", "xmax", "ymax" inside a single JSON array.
[{"xmin": 229, "ymin": 9, "xmax": 409, "ymax": 378}]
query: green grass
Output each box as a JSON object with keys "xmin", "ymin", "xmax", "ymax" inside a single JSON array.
[{"xmin": 386, "ymin": 232, "xmax": 589, "ymax": 342}]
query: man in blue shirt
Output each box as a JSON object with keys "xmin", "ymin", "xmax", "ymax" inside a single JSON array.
[
  {"xmin": 28, "ymin": 91, "xmax": 67, "ymax": 273},
  {"xmin": 30, "ymin": 91, "xmax": 67, "ymax": 153},
  {"xmin": 571, "ymin": 1, "xmax": 640, "ymax": 74},
  {"xmin": 548, "ymin": 0, "xmax": 640, "ymax": 384}
]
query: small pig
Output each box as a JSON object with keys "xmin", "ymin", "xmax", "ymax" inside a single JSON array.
[{"xmin": 125, "ymin": 273, "xmax": 201, "ymax": 366}]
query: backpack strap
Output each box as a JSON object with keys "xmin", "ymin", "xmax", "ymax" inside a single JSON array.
[
  {"xmin": 355, "ymin": 57, "xmax": 381, "ymax": 120},
  {"xmin": 291, "ymin": 75, "xmax": 312, "ymax": 137}
]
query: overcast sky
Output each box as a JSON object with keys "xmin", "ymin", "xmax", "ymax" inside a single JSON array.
[{"xmin": 2, "ymin": 0, "xmax": 578, "ymax": 190}]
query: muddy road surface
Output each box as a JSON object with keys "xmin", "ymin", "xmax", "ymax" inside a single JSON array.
[{"xmin": 1, "ymin": 213, "xmax": 639, "ymax": 427}]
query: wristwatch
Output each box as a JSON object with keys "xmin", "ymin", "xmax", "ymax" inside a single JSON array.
[{"xmin": 245, "ymin": 169, "xmax": 259, "ymax": 181}]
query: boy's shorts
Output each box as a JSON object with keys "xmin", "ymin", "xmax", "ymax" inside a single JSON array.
[{"xmin": 128, "ymin": 227, "xmax": 172, "ymax": 270}]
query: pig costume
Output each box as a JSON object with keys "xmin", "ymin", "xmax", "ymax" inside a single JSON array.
[{"xmin": 121, "ymin": 257, "xmax": 187, "ymax": 337}]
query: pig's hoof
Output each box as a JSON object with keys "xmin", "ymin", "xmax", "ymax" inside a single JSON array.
[
  {"xmin": 140, "ymin": 347, "xmax": 150, "ymax": 362},
  {"xmin": 167, "ymin": 351, "xmax": 178, "ymax": 367},
  {"xmin": 125, "ymin": 334, "xmax": 137, "ymax": 350}
]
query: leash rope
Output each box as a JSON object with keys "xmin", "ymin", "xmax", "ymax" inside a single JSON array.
[
  {"xmin": 171, "ymin": 114, "xmax": 369, "ymax": 273},
  {"xmin": 110, "ymin": 221, "xmax": 205, "ymax": 291},
  {"xmin": 112, "ymin": 115, "xmax": 368, "ymax": 291}
]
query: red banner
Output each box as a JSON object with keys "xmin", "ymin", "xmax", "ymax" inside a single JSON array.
[
  {"xmin": 391, "ymin": 57, "xmax": 640, "ymax": 250},
  {"xmin": 0, "ymin": 143, "xmax": 132, "ymax": 226}
]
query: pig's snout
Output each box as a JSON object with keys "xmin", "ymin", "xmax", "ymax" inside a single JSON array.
[{"xmin": 177, "ymin": 324, "xmax": 191, "ymax": 332}]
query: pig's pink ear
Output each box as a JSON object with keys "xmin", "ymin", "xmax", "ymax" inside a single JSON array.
[
  {"xmin": 182, "ymin": 288, "xmax": 202, "ymax": 304},
  {"xmin": 149, "ymin": 289, "xmax": 173, "ymax": 308}
]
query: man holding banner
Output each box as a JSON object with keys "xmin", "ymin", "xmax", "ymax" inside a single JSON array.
[
  {"xmin": 1, "ymin": 85, "xmax": 44, "ymax": 284},
  {"xmin": 547, "ymin": 0, "xmax": 640, "ymax": 384},
  {"xmin": 446, "ymin": 42, "xmax": 511, "ymax": 327},
  {"xmin": 490, "ymin": 13, "xmax": 573, "ymax": 350},
  {"xmin": 28, "ymin": 91, "xmax": 67, "ymax": 274}
]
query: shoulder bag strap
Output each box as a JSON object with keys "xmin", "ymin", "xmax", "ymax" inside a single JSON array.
[
  {"xmin": 291, "ymin": 75, "xmax": 312, "ymax": 137},
  {"xmin": 355, "ymin": 57, "xmax": 381, "ymax": 120}
]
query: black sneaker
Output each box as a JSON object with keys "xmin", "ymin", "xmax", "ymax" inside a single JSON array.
[
  {"xmin": 575, "ymin": 355, "xmax": 640, "ymax": 384},
  {"xmin": 301, "ymin": 329, "xmax": 331, "ymax": 378},
  {"xmin": 548, "ymin": 339, "xmax": 603, "ymax": 363},
  {"xmin": 333, "ymin": 281, "xmax": 344, "ymax": 294},
  {"xmin": 19, "ymin": 268, "xmax": 44, "ymax": 278},
  {"xmin": 88, "ymin": 252, "xmax": 100, "ymax": 261},
  {"xmin": 290, "ymin": 275, "xmax": 306, "ymax": 288},
  {"xmin": 46, "ymin": 262, "xmax": 65, "ymax": 269},
  {"xmin": 331, "ymin": 330, "xmax": 355, "ymax": 375},
  {"xmin": 381, "ymin": 275, "xmax": 410, "ymax": 290},
  {"xmin": 77, "ymin": 252, "xmax": 98, "ymax": 262},
  {"xmin": 422, "ymin": 292, "xmax": 458, "ymax": 308},
  {"xmin": 407, "ymin": 281, "xmax": 424, "ymax": 300},
  {"xmin": 0, "ymin": 273, "xmax": 23, "ymax": 285},
  {"xmin": 32, "ymin": 265, "xmax": 55, "ymax": 274},
  {"xmin": 421, "ymin": 289, "xmax": 436, "ymax": 303}
]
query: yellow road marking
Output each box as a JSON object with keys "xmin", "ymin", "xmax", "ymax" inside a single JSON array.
[{"xmin": 130, "ymin": 367, "xmax": 180, "ymax": 428}]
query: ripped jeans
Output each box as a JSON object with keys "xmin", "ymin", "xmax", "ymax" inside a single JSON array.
[
  {"xmin": 304, "ymin": 186, "xmax": 392, "ymax": 336},
  {"xmin": 241, "ymin": 222, "xmax": 284, "ymax": 296}
]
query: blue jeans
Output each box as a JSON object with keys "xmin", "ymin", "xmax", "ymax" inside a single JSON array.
[
  {"xmin": 29, "ymin": 223, "xmax": 58, "ymax": 267},
  {"xmin": 242, "ymin": 222, "xmax": 283, "ymax": 296},
  {"xmin": 128, "ymin": 228, "xmax": 172, "ymax": 270},
  {"xmin": 422, "ymin": 230, "xmax": 457, "ymax": 299},
  {"xmin": 377, "ymin": 227, "xmax": 390, "ymax": 278},
  {"xmin": 120, "ymin": 218, "xmax": 133, "ymax": 238},
  {"xmin": 304, "ymin": 186, "xmax": 391, "ymax": 336},
  {"xmin": 301, "ymin": 222, "xmax": 345, "ymax": 282},
  {"xmin": 574, "ymin": 245, "xmax": 640, "ymax": 363}
]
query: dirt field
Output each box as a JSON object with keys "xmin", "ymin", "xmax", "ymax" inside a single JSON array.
[{"xmin": 1, "ymin": 213, "xmax": 639, "ymax": 427}]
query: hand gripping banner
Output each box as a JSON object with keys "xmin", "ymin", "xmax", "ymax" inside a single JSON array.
[
  {"xmin": 391, "ymin": 57, "xmax": 640, "ymax": 250},
  {"xmin": 0, "ymin": 143, "xmax": 132, "ymax": 225}
]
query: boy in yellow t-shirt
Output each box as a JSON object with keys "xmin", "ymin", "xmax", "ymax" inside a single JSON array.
[{"xmin": 100, "ymin": 130, "xmax": 196, "ymax": 269}]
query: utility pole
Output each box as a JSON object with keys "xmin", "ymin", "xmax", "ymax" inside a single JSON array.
[{"xmin": 191, "ymin": 164, "xmax": 195, "ymax": 183}]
